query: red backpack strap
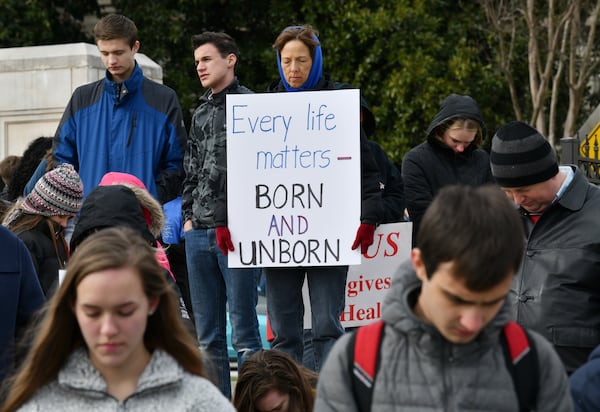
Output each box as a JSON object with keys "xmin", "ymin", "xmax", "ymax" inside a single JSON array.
[
  {"xmin": 503, "ymin": 321, "xmax": 530, "ymax": 362},
  {"xmin": 347, "ymin": 320, "xmax": 385, "ymax": 412},
  {"xmin": 501, "ymin": 321, "xmax": 539, "ymax": 412}
]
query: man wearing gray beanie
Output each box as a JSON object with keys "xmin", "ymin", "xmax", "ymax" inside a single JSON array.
[{"xmin": 490, "ymin": 120, "xmax": 600, "ymax": 374}]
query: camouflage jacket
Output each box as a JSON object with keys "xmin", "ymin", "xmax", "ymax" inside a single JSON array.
[{"xmin": 182, "ymin": 78, "xmax": 252, "ymax": 228}]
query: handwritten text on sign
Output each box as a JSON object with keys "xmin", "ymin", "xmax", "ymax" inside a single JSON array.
[{"xmin": 227, "ymin": 90, "xmax": 361, "ymax": 267}]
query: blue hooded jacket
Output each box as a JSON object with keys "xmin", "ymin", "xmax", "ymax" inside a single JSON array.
[{"xmin": 53, "ymin": 63, "xmax": 186, "ymax": 203}]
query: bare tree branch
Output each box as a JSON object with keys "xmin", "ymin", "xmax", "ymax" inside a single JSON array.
[
  {"xmin": 549, "ymin": 18, "xmax": 569, "ymax": 146},
  {"xmin": 564, "ymin": 0, "xmax": 600, "ymax": 137},
  {"xmin": 481, "ymin": 0, "xmax": 523, "ymax": 119}
]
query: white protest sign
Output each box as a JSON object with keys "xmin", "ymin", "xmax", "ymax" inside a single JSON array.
[
  {"xmin": 303, "ymin": 222, "xmax": 412, "ymax": 328},
  {"xmin": 58, "ymin": 269, "xmax": 67, "ymax": 286},
  {"xmin": 226, "ymin": 89, "xmax": 361, "ymax": 268}
]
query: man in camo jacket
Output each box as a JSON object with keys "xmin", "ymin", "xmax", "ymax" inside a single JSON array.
[{"xmin": 181, "ymin": 31, "xmax": 262, "ymax": 400}]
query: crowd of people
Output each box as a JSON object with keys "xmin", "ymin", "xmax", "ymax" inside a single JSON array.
[{"xmin": 0, "ymin": 12, "xmax": 599, "ymax": 412}]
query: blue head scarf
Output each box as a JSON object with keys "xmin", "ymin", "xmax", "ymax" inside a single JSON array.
[{"xmin": 276, "ymin": 25, "xmax": 323, "ymax": 92}]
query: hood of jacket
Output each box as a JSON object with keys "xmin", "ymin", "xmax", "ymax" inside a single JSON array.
[
  {"xmin": 382, "ymin": 260, "xmax": 511, "ymax": 356},
  {"xmin": 99, "ymin": 172, "xmax": 164, "ymax": 237},
  {"xmin": 426, "ymin": 93, "xmax": 485, "ymax": 143},
  {"xmin": 70, "ymin": 185, "xmax": 155, "ymax": 252}
]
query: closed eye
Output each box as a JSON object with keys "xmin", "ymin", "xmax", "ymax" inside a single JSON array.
[
  {"xmin": 118, "ymin": 310, "xmax": 135, "ymax": 317},
  {"xmin": 84, "ymin": 311, "xmax": 101, "ymax": 318}
]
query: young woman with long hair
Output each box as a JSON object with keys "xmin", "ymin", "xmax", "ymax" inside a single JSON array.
[{"xmin": 1, "ymin": 227, "xmax": 234, "ymax": 411}]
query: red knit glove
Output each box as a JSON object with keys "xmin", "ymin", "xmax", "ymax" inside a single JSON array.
[
  {"xmin": 215, "ymin": 226, "xmax": 234, "ymax": 255},
  {"xmin": 351, "ymin": 223, "xmax": 376, "ymax": 254}
]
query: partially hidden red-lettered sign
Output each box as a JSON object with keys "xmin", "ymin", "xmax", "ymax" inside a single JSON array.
[{"xmin": 303, "ymin": 222, "xmax": 412, "ymax": 328}]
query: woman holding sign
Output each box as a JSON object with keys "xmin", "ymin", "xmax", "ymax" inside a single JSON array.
[{"xmin": 264, "ymin": 24, "xmax": 383, "ymax": 372}]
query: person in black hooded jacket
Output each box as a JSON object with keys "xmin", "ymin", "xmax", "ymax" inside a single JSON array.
[
  {"xmin": 70, "ymin": 185, "xmax": 194, "ymax": 334},
  {"xmin": 402, "ymin": 93, "xmax": 493, "ymax": 246},
  {"xmin": 359, "ymin": 96, "xmax": 405, "ymax": 224},
  {"xmin": 69, "ymin": 185, "xmax": 156, "ymax": 252}
]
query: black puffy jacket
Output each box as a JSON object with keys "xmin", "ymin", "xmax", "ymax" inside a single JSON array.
[{"xmin": 402, "ymin": 94, "xmax": 493, "ymax": 245}]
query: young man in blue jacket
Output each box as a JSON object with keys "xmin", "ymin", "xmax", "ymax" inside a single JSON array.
[{"xmin": 52, "ymin": 14, "xmax": 186, "ymax": 204}]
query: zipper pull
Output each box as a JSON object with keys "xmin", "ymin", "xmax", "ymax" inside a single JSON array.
[{"xmin": 127, "ymin": 114, "xmax": 137, "ymax": 147}]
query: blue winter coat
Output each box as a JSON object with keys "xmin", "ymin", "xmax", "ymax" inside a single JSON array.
[
  {"xmin": 0, "ymin": 226, "xmax": 45, "ymax": 381},
  {"xmin": 53, "ymin": 63, "xmax": 187, "ymax": 203},
  {"xmin": 571, "ymin": 344, "xmax": 600, "ymax": 411}
]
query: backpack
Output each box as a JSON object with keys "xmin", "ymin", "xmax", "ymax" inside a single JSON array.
[{"xmin": 347, "ymin": 320, "xmax": 538, "ymax": 412}]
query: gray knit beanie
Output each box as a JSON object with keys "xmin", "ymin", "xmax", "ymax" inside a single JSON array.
[
  {"xmin": 490, "ymin": 121, "xmax": 558, "ymax": 188},
  {"xmin": 21, "ymin": 163, "xmax": 83, "ymax": 216}
]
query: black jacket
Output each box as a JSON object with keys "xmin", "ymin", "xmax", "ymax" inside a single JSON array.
[
  {"xmin": 512, "ymin": 167, "xmax": 600, "ymax": 373},
  {"xmin": 16, "ymin": 219, "xmax": 67, "ymax": 296},
  {"xmin": 70, "ymin": 185, "xmax": 194, "ymax": 331},
  {"xmin": 70, "ymin": 185, "xmax": 155, "ymax": 252},
  {"xmin": 368, "ymin": 140, "xmax": 405, "ymax": 224},
  {"xmin": 402, "ymin": 94, "xmax": 493, "ymax": 245},
  {"xmin": 360, "ymin": 96, "xmax": 405, "ymax": 223}
]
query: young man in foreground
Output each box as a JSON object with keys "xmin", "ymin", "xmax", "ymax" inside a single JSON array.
[{"xmin": 315, "ymin": 185, "xmax": 572, "ymax": 411}]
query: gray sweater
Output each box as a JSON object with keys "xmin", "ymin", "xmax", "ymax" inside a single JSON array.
[
  {"xmin": 314, "ymin": 262, "xmax": 573, "ymax": 412},
  {"xmin": 17, "ymin": 348, "xmax": 235, "ymax": 411}
]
